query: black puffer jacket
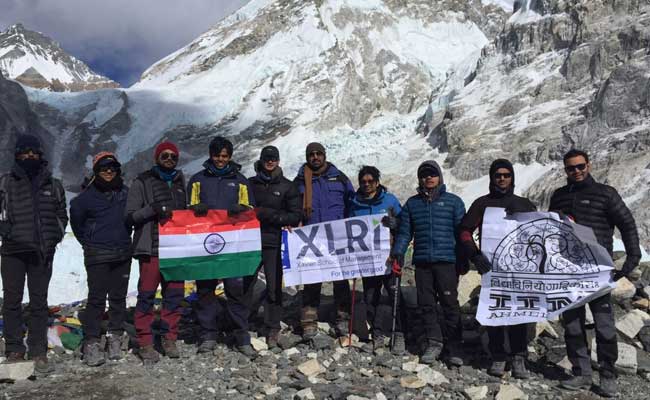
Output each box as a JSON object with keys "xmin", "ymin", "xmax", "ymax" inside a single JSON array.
[
  {"xmin": 0, "ymin": 164, "xmax": 68, "ymax": 258},
  {"xmin": 549, "ymin": 175, "xmax": 641, "ymax": 264},
  {"xmin": 125, "ymin": 168, "xmax": 186, "ymax": 257},
  {"xmin": 249, "ymin": 165, "xmax": 302, "ymax": 248}
]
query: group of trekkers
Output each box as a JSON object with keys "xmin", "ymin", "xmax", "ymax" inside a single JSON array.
[{"xmin": 0, "ymin": 133, "xmax": 641, "ymax": 398}]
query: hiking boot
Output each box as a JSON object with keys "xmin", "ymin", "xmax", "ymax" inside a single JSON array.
[
  {"xmin": 266, "ymin": 330, "xmax": 280, "ymax": 349},
  {"xmin": 138, "ymin": 344, "xmax": 160, "ymax": 366},
  {"xmin": 237, "ymin": 344, "xmax": 257, "ymax": 359},
  {"xmin": 6, "ymin": 352, "xmax": 25, "ymax": 362},
  {"xmin": 84, "ymin": 341, "xmax": 106, "ymax": 367},
  {"xmin": 372, "ymin": 335, "xmax": 387, "ymax": 355},
  {"xmin": 106, "ymin": 333, "xmax": 123, "ymax": 361},
  {"xmin": 420, "ymin": 339, "xmax": 443, "ymax": 364},
  {"xmin": 445, "ymin": 343, "xmax": 463, "ymax": 367},
  {"xmin": 30, "ymin": 354, "xmax": 55, "ymax": 374},
  {"xmin": 487, "ymin": 360, "xmax": 507, "ymax": 377},
  {"xmin": 162, "ymin": 338, "xmax": 180, "ymax": 359},
  {"xmin": 390, "ymin": 332, "xmax": 406, "ymax": 356},
  {"xmin": 300, "ymin": 307, "xmax": 318, "ymax": 340},
  {"xmin": 598, "ymin": 376, "xmax": 618, "ymax": 398},
  {"xmin": 559, "ymin": 375, "xmax": 592, "ymax": 391},
  {"xmin": 511, "ymin": 356, "xmax": 530, "ymax": 379},
  {"xmin": 197, "ymin": 340, "xmax": 217, "ymax": 354},
  {"xmin": 335, "ymin": 310, "xmax": 350, "ymax": 338}
]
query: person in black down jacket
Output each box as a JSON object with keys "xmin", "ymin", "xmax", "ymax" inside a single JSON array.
[
  {"xmin": 550, "ymin": 149, "xmax": 641, "ymax": 398},
  {"xmin": 0, "ymin": 134, "xmax": 68, "ymax": 374},
  {"xmin": 247, "ymin": 146, "xmax": 302, "ymax": 349},
  {"xmin": 125, "ymin": 141, "xmax": 187, "ymax": 365},
  {"xmin": 70, "ymin": 152, "xmax": 132, "ymax": 367},
  {"xmin": 458, "ymin": 159, "xmax": 536, "ymax": 379}
]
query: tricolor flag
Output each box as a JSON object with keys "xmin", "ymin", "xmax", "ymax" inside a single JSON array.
[{"xmin": 158, "ymin": 210, "xmax": 262, "ymax": 281}]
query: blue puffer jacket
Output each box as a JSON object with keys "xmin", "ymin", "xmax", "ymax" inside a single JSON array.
[
  {"xmin": 349, "ymin": 186, "xmax": 402, "ymax": 218},
  {"xmin": 294, "ymin": 163, "xmax": 355, "ymax": 224},
  {"xmin": 187, "ymin": 160, "xmax": 256, "ymax": 209},
  {"xmin": 392, "ymin": 161, "xmax": 465, "ymax": 264},
  {"xmin": 70, "ymin": 183, "xmax": 132, "ymax": 264}
]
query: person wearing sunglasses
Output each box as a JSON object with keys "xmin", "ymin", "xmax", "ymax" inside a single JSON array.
[
  {"xmin": 294, "ymin": 142, "xmax": 355, "ymax": 343},
  {"xmin": 70, "ymin": 152, "xmax": 131, "ymax": 366},
  {"xmin": 247, "ymin": 145, "xmax": 302, "ymax": 349},
  {"xmin": 458, "ymin": 159, "xmax": 537, "ymax": 378},
  {"xmin": 187, "ymin": 136, "xmax": 258, "ymax": 358},
  {"xmin": 0, "ymin": 134, "xmax": 68, "ymax": 374},
  {"xmin": 125, "ymin": 141, "xmax": 187, "ymax": 365},
  {"xmin": 391, "ymin": 160, "xmax": 465, "ymax": 366},
  {"xmin": 549, "ymin": 149, "xmax": 641, "ymax": 397},
  {"xmin": 348, "ymin": 165, "xmax": 406, "ymax": 355}
]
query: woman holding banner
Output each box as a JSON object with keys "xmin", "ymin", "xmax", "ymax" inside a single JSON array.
[{"xmin": 247, "ymin": 146, "xmax": 302, "ymax": 349}]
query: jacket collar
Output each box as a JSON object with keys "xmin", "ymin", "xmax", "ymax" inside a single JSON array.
[{"xmin": 353, "ymin": 185, "xmax": 386, "ymax": 206}]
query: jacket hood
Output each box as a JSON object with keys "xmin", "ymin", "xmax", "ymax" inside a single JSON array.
[
  {"xmin": 489, "ymin": 158, "xmax": 515, "ymax": 196},
  {"xmin": 417, "ymin": 160, "xmax": 443, "ymax": 185}
]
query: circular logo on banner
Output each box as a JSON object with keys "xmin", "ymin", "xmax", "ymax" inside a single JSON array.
[{"xmin": 203, "ymin": 233, "xmax": 226, "ymax": 254}]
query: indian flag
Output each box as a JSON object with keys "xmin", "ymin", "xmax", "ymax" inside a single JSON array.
[{"xmin": 158, "ymin": 210, "xmax": 261, "ymax": 281}]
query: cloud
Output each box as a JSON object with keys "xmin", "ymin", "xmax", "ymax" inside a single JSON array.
[{"xmin": 0, "ymin": 0, "xmax": 250, "ymax": 86}]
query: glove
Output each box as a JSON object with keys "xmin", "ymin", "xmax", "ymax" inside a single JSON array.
[
  {"xmin": 191, "ymin": 203, "xmax": 209, "ymax": 217},
  {"xmin": 381, "ymin": 215, "xmax": 399, "ymax": 230},
  {"xmin": 471, "ymin": 253, "xmax": 492, "ymax": 275},
  {"xmin": 612, "ymin": 271, "xmax": 626, "ymax": 282},
  {"xmin": 255, "ymin": 207, "xmax": 273, "ymax": 222},
  {"xmin": 151, "ymin": 202, "xmax": 173, "ymax": 219},
  {"xmin": 228, "ymin": 204, "xmax": 249, "ymax": 217},
  {"xmin": 391, "ymin": 255, "xmax": 404, "ymax": 276},
  {"xmin": 0, "ymin": 221, "xmax": 11, "ymax": 239},
  {"xmin": 613, "ymin": 260, "xmax": 638, "ymax": 281}
]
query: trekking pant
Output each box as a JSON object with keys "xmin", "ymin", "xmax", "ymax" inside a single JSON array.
[
  {"xmin": 414, "ymin": 262, "xmax": 461, "ymax": 344},
  {"xmin": 301, "ymin": 279, "xmax": 351, "ymax": 328},
  {"xmin": 261, "ymin": 246, "xmax": 283, "ymax": 332},
  {"xmin": 362, "ymin": 273, "xmax": 404, "ymax": 337},
  {"xmin": 134, "ymin": 256, "xmax": 184, "ymax": 347},
  {"xmin": 487, "ymin": 324, "xmax": 531, "ymax": 360},
  {"xmin": 83, "ymin": 259, "xmax": 131, "ymax": 341},
  {"xmin": 563, "ymin": 293, "xmax": 618, "ymax": 378},
  {"xmin": 196, "ymin": 276, "xmax": 255, "ymax": 346},
  {"xmin": 1, "ymin": 252, "xmax": 52, "ymax": 356}
]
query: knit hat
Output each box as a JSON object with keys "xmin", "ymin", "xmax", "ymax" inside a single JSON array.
[
  {"xmin": 305, "ymin": 142, "xmax": 326, "ymax": 159},
  {"xmin": 15, "ymin": 134, "xmax": 43, "ymax": 155},
  {"xmin": 417, "ymin": 160, "xmax": 442, "ymax": 183},
  {"xmin": 260, "ymin": 145, "xmax": 280, "ymax": 161},
  {"xmin": 92, "ymin": 151, "xmax": 120, "ymax": 172},
  {"xmin": 154, "ymin": 141, "xmax": 179, "ymax": 161}
]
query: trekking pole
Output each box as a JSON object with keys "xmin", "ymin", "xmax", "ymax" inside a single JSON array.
[
  {"xmin": 348, "ymin": 278, "xmax": 357, "ymax": 346},
  {"xmin": 390, "ymin": 259, "xmax": 401, "ymax": 351}
]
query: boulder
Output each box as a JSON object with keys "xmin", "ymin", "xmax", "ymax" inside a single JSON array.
[
  {"xmin": 464, "ymin": 386, "xmax": 489, "ymax": 400},
  {"xmin": 298, "ymin": 359, "xmax": 325, "ymax": 377},
  {"xmin": 0, "ymin": 361, "xmax": 35, "ymax": 381},
  {"xmin": 591, "ymin": 339, "xmax": 637, "ymax": 375},
  {"xmin": 416, "ymin": 367, "xmax": 449, "ymax": 386},
  {"xmin": 495, "ymin": 384, "xmax": 528, "ymax": 400},
  {"xmin": 458, "ymin": 271, "xmax": 482, "ymax": 306},
  {"xmin": 400, "ymin": 375, "xmax": 427, "ymax": 389},
  {"xmin": 612, "ymin": 278, "xmax": 636, "ymax": 303},
  {"xmin": 250, "ymin": 337, "xmax": 268, "ymax": 351},
  {"xmin": 616, "ymin": 309, "xmax": 650, "ymax": 339}
]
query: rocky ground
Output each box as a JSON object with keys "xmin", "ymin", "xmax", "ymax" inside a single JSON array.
[{"xmin": 2, "ymin": 254, "xmax": 650, "ymax": 399}]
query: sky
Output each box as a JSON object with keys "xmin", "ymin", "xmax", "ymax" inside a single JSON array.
[{"xmin": 0, "ymin": 0, "xmax": 250, "ymax": 87}]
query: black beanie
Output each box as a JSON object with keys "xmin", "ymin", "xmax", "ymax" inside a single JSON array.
[
  {"xmin": 260, "ymin": 145, "xmax": 280, "ymax": 161},
  {"xmin": 15, "ymin": 134, "xmax": 43, "ymax": 155},
  {"xmin": 209, "ymin": 136, "xmax": 233, "ymax": 157},
  {"xmin": 305, "ymin": 142, "xmax": 326, "ymax": 159}
]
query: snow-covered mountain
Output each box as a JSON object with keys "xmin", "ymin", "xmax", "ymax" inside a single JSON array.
[
  {"xmin": 0, "ymin": 23, "xmax": 119, "ymax": 91},
  {"xmin": 4, "ymin": 0, "xmax": 649, "ymax": 304}
]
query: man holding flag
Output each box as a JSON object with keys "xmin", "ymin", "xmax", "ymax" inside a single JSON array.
[{"xmin": 188, "ymin": 136, "xmax": 258, "ymax": 358}]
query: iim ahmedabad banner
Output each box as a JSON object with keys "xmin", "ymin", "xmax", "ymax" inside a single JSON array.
[
  {"xmin": 477, "ymin": 207, "xmax": 616, "ymax": 326},
  {"xmin": 282, "ymin": 214, "xmax": 391, "ymax": 287}
]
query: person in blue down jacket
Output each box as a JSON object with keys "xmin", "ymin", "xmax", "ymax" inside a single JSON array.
[
  {"xmin": 349, "ymin": 165, "xmax": 406, "ymax": 355},
  {"xmin": 70, "ymin": 152, "xmax": 131, "ymax": 367},
  {"xmin": 294, "ymin": 142, "xmax": 355, "ymax": 341},
  {"xmin": 391, "ymin": 160, "xmax": 465, "ymax": 366},
  {"xmin": 187, "ymin": 136, "xmax": 258, "ymax": 358}
]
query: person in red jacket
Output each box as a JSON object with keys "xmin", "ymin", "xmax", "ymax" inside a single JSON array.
[{"xmin": 458, "ymin": 159, "xmax": 536, "ymax": 378}]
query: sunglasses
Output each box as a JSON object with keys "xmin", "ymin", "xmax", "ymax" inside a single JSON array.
[
  {"xmin": 564, "ymin": 163, "xmax": 587, "ymax": 173},
  {"xmin": 308, "ymin": 151, "xmax": 324, "ymax": 158},
  {"xmin": 493, "ymin": 173, "xmax": 512, "ymax": 179},
  {"xmin": 98, "ymin": 164, "xmax": 120, "ymax": 173},
  {"xmin": 262, "ymin": 157, "xmax": 279, "ymax": 163},
  {"xmin": 360, "ymin": 179, "xmax": 376, "ymax": 185},
  {"xmin": 159, "ymin": 152, "xmax": 178, "ymax": 162}
]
